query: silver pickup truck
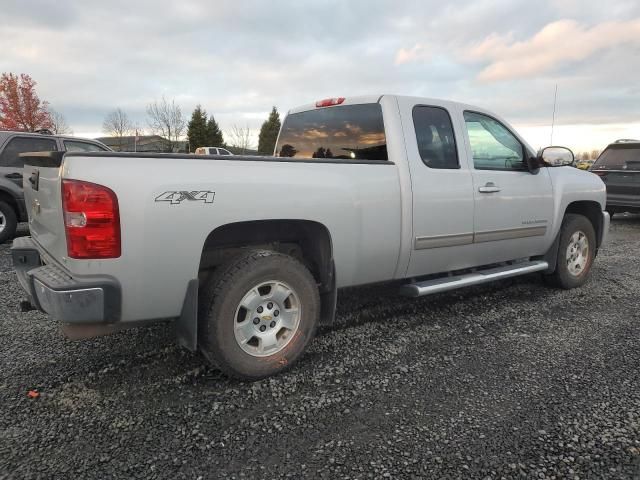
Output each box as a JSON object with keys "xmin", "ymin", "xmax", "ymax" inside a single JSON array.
[{"xmin": 12, "ymin": 95, "xmax": 609, "ymax": 379}]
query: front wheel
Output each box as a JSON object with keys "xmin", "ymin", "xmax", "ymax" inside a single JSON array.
[
  {"xmin": 545, "ymin": 213, "xmax": 596, "ymax": 289},
  {"xmin": 198, "ymin": 249, "xmax": 320, "ymax": 380}
]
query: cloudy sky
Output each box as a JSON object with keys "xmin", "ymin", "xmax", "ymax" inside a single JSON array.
[{"xmin": 1, "ymin": 0, "xmax": 639, "ymax": 152}]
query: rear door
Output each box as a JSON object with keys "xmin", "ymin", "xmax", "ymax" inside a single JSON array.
[
  {"xmin": 462, "ymin": 111, "xmax": 554, "ymax": 262},
  {"xmin": 399, "ymin": 98, "xmax": 477, "ymax": 276},
  {"xmin": 591, "ymin": 145, "xmax": 640, "ymax": 210}
]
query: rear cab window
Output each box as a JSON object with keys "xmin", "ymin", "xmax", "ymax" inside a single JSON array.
[
  {"xmin": 0, "ymin": 136, "xmax": 58, "ymax": 168},
  {"xmin": 412, "ymin": 106, "xmax": 459, "ymax": 169},
  {"xmin": 275, "ymin": 103, "xmax": 388, "ymax": 160},
  {"xmin": 592, "ymin": 145, "xmax": 640, "ymax": 170}
]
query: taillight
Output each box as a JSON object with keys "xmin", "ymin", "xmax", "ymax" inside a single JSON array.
[
  {"xmin": 315, "ymin": 97, "xmax": 345, "ymax": 108},
  {"xmin": 62, "ymin": 179, "xmax": 121, "ymax": 259}
]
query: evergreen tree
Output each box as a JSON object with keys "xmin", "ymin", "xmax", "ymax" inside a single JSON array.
[
  {"xmin": 257, "ymin": 106, "xmax": 281, "ymax": 155},
  {"xmin": 187, "ymin": 105, "xmax": 208, "ymax": 152},
  {"xmin": 206, "ymin": 115, "xmax": 224, "ymax": 147}
]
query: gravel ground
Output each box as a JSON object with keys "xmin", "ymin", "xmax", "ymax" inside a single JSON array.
[{"xmin": 1, "ymin": 219, "xmax": 639, "ymax": 480}]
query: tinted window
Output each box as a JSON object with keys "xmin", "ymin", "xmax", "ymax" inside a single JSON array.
[
  {"xmin": 64, "ymin": 140, "xmax": 107, "ymax": 152},
  {"xmin": 592, "ymin": 146, "xmax": 640, "ymax": 170},
  {"xmin": 412, "ymin": 106, "xmax": 458, "ymax": 169},
  {"xmin": 209, "ymin": 148, "xmax": 217, "ymax": 155},
  {"xmin": 0, "ymin": 136, "xmax": 57, "ymax": 167},
  {"xmin": 464, "ymin": 111, "xmax": 524, "ymax": 171},
  {"xmin": 218, "ymin": 148, "xmax": 231, "ymax": 155},
  {"xmin": 275, "ymin": 103, "xmax": 387, "ymax": 160}
]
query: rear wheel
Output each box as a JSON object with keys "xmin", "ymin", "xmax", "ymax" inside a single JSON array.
[
  {"xmin": 545, "ymin": 214, "xmax": 596, "ymax": 289},
  {"xmin": 198, "ymin": 249, "xmax": 320, "ymax": 380},
  {"xmin": 0, "ymin": 201, "xmax": 17, "ymax": 244}
]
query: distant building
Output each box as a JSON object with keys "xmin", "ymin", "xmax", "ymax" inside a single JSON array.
[{"xmin": 95, "ymin": 135, "xmax": 188, "ymax": 153}]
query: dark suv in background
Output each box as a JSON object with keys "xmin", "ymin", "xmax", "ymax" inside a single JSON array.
[
  {"xmin": 591, "ymin": 139, "xmax": 640, "ymax": 218},
  {"xmin": 0, "ymin": 130, "xmax": 110, "ymax": 242}
]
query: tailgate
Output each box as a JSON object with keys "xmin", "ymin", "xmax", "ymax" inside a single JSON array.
[{"xmin": 21, "ymin": 151, "xmax": 68, "ymax": 260}]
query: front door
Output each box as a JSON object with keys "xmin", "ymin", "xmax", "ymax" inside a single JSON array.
[{"xmin": 462, "ymin": 111, "xmax": 554, "ymax": 263}]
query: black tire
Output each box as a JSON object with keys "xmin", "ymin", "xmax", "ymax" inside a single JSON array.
[
  {"xmin": 198, "ymin": 249, "xmax": 320, "ymax": 380},
  {"xmin": 545, "ymin": 214, "xmax": 596, "ymax": 289},
  {"xmin": 0, "ymin": 201, "xmax": 18, "ymax": 244}
]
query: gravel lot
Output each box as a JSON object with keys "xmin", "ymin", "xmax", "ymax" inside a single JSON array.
[{"xmin": 1, "ymin": 219, "xmax": 639, "ymax": 480}]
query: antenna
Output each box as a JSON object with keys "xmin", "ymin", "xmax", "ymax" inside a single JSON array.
[{"xmin": 550, "ymin": 84, "xmax": 558, "ymax": 145}]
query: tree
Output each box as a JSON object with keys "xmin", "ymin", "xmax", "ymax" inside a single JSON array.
[
  {"xmin": 49, "ymin": 109, "xmax": 72, "ymax": 135},
  {"xmin": 103, "ymin": 108, "xmax": 133, "ymax": 150},
  {"xmin": 0, "ymin": 72, "xmax": 52, "ymax": 131},
  {"xmin": 590, "ymin": 149, "xmax": 600, "ymax": 160},
  {"xmin": 206, "ymin": 115, "xmax": 224, "ymax": 147},
  {"xmin": 227, "ymin": 124, "xmax": 253, "ymax": 154},
  {"xmin": 186, "ymin": 105, "xmax": 208, "ymax": 152},
  {"xmin": 279, "ymin": 144, "xmax": 297, "ymax": 157},
  {"xmin": 257, "ymin": 106, "xmax": 281, "ymax": 155},
  {"xmin": 146, "ymin": 96, "xmax": 186, "ymax": 152}
]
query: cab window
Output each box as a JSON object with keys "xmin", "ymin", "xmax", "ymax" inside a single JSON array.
[
  {"xmin": 0, "ymin": 136, "xmax": 58, "ymax": 168},
  {"xmin": 64, "ymin": 140, "xmax": 108, "ymax": 152},
  {"xmin": 464, "ymin": 111, "xmax": 525, "ymax": 171}
]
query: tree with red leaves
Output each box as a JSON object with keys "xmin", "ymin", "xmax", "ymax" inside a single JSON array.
[{"xmin": 0, "ymin": 73, "xmax": 53, "ymax": 132}]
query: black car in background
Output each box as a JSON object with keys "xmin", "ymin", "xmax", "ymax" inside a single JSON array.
[
  {"xmin": 0, "ymin": 130, "xmax": 110, "ymax": 243},
  {"xmin": 590, "ymin": 140, "xmax": 640, "ymax": 218}
]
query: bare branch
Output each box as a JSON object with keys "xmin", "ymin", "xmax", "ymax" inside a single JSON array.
[
  {"xmin": 49, "ymin": 109, "xmax": 72, "ymax": 135},
  {"xmin": 103, "ymin": 108, "xmax": 133, "ymax": 149},
  {"xmin": 227, "ymin": 124, "xmax": 253, "ymax": 154},
  {"xmin": 146, "ymin": 96, "xmax": 186, "ymax": 152}
]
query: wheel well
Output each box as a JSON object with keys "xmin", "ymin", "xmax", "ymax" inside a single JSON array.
[
  {"xmin": 565, "ymin": 201, "xmax": 603, "ymax": 247},
  {"xmin": 0, "ymin": 190, "xmax": 20, "ymax": 219},
  {"xmin": 199, "ymin": 220, "xmax": 334, "ymax": 294}
]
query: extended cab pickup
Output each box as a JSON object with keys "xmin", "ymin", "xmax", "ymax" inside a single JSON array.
[{"xmin": 12, "ymin": 95, "xmax": 609, "ymax": 379}]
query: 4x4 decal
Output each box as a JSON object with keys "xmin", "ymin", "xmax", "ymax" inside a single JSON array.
[{"xmin": 155, "ymin": 191, "xmax": 215, "ymax": 205}]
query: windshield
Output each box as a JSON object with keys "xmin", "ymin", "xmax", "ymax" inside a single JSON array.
[
  {"xmin": 275, "ymin": 103, "xmax": 387, "ymax": 160},
  {"xmin": 592, "ymin": 146, "xmax": 640, "ymax": 170}
]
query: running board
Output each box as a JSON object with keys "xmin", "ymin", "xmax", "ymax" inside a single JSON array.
[{"xmin": 400, "ymin": 260, "xmax": 549, "ymax": 298}]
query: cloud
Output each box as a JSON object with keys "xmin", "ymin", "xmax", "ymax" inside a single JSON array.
[
  {"xmin": 395, "ymin": 44, "xmax": 430, "ymax": 65},
  {"xmin": 470, "ymin": 19, "xmax": 640, "ymax": 81}
]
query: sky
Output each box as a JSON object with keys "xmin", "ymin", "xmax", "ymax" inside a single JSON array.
[{"xmin": 1, "ymin": 0, "xmax": 639, "ymax": 153}]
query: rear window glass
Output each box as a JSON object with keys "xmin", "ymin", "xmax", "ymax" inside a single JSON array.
[
  {"xmin": 275, "ymin": 103, "xmax": 388, "ymax": 160},
  {"xmin": 592, "ymin": 146, "xmax": 640, "ymax": 170},
  {"xmin": 64, "ymin": 140, "xmax": 108, "ymax": 152}
]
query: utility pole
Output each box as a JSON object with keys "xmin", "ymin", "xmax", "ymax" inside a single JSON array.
[{"xmin": 550, "ymin": 84, "xmax": 558, "ymax": 145}]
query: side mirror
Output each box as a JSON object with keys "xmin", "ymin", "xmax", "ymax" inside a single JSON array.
[{"xmin": 540, "ymin": 146, "xmax": 575, "ymax": 167}]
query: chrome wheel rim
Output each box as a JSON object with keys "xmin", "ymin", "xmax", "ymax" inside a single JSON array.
[
  {"xmin": 0, "ymin": 211, "xmax": 5, "ymax": 234},
  {"xmin": 233, "ymin": 280, "xmax": 301, "ymax": 357},
  {"xmin": 566, "ymin": 230, "xmax": 589, "ymax": 277}
]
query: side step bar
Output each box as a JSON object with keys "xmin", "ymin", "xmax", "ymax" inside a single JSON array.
[{"xmin": 400, "ymin": 260, "xmax": 549, "ymax": 298}]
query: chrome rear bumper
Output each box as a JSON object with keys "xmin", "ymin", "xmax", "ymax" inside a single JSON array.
[{"xmin": 11, "ymin": 236, "xmax": 120, "ymax": 323}]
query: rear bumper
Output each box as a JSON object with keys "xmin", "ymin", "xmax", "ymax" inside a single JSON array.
[
  {"xmin": 606, "ymin": 193, "xmax": 640, "ymax": 210},
  {"xmin": 11, "ymin": 236, "xmax": 121, "ymax": 323}
]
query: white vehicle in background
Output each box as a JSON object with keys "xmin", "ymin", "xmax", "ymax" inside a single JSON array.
[
  {"xmin": 12, "ymin": 95, "xmax": 609, "ymax": 380},
  {"xmin": 195, "ymin": 147, "xmax": 233, "ymax": 156}
]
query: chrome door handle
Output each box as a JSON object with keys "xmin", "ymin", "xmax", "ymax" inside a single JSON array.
[{"xmin": 478, "ymin": 182, "xmax": 500, "ymax": 193}]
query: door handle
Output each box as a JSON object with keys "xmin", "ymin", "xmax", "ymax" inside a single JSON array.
[
  {"xmin": 5, "ymin": 173, "xmax": 23, "ymax": 180},
  {"xmin": 478, "ymin": 182, "xmax": 500, "ymax": 193}
]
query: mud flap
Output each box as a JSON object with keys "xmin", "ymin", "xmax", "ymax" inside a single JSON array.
[{"xmin": 176, "ymin": 279, "xmax": 199, "ymax": 351}]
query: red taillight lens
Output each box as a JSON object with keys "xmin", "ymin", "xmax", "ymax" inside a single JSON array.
[
  {"xmin": 315, "ymin": 97, "xmax": 345, "ymax": 108},
  {"xmin": 62, "ymin": 179, "xmax": 121, "ymax": 259}
]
